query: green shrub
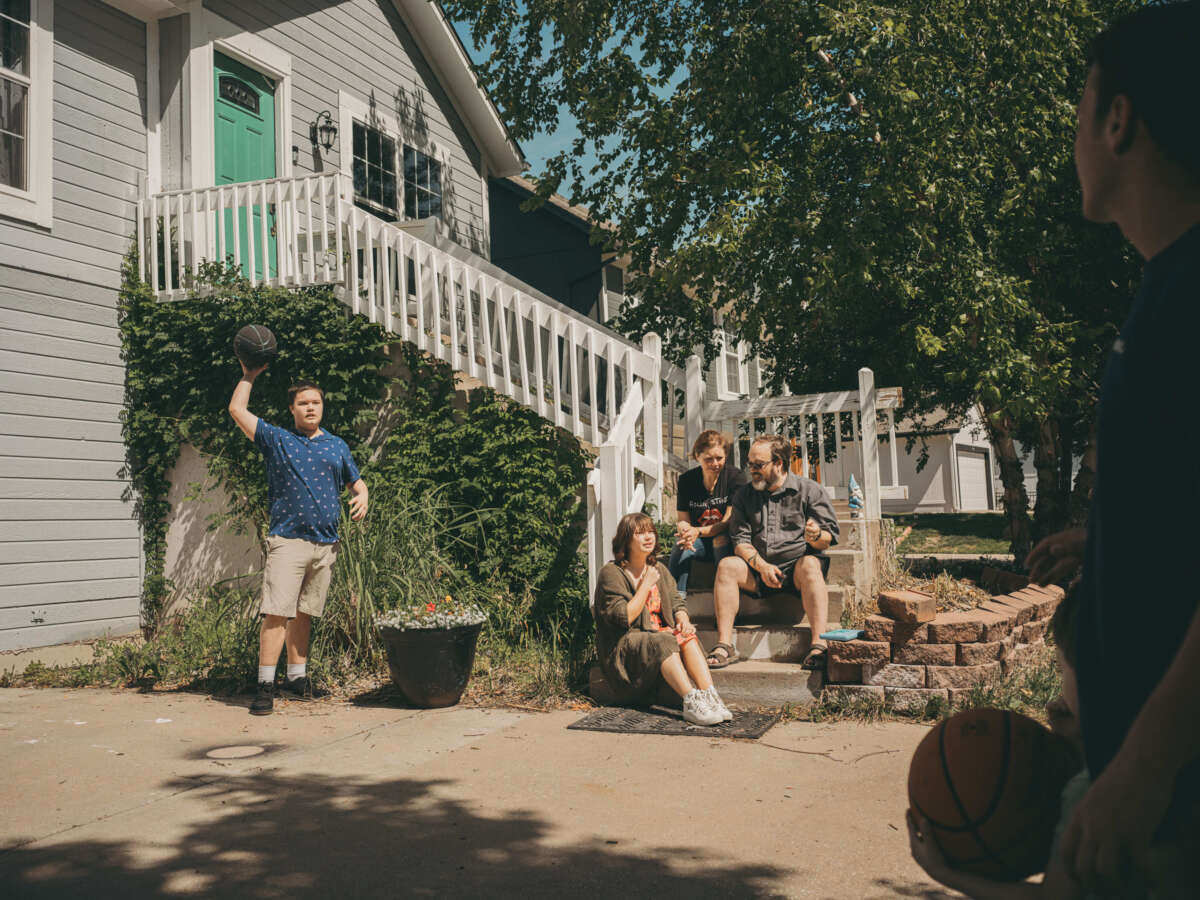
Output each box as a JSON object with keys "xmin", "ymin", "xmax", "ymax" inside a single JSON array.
[{"xmin": 118, "ymin": 254, "xmax": 595, "ymax": 694}]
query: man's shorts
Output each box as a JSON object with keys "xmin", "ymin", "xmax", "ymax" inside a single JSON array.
[
  {"xmin": 260, "ymin": 535, "xmax": 339, "ymax": 618},
  {"xmin": 754, "ymin": 554, "xmax": 830, "ymax": 597}
]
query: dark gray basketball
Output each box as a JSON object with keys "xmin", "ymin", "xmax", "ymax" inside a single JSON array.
[{"xmin": 233, "ymin": 324, "xmax": 277, "ymax": 367}]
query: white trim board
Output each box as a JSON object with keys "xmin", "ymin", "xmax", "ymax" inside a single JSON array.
[
  {"xmin": 182, "ymin": 4, "xmax": 293, "ymax": 191},
  {"xmin": 337, "ymin": 88, "xmax": 451, "ymax": 234}
]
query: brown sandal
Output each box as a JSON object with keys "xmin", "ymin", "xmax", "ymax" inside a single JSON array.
[
  {"xmin": 706, "ymin": 642, "xmax": 741, "ymax": 669},
  {"xmin": 801, "ymin": 643, "xmax": 828, "ymax": 670}
]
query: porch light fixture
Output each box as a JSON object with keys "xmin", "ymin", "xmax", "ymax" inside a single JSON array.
[{"xmin": 310, "ymin": 111, "xmax": 338, "ymax": 154}]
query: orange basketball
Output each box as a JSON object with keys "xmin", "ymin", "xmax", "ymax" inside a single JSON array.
[{"xmin": 908, "ymin": 708, "xmax": 1082, "ymax": 880}]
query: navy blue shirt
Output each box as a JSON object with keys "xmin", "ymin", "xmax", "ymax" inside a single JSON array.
[
  {"xmin": 1076, "ymin": 223, "xmax": 1200, "ymax": 781},
  {"xmin": 254, "ymin": 420, "xmax": 361, "ymax": 544}
]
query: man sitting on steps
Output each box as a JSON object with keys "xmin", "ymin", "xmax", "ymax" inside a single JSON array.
[{"xmin": 706, "ymin": 435, "xmax": 839, "ymax": 672}]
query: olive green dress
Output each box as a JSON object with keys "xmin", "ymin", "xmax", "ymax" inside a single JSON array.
[{"xmin": 593, "ymin": 560, "xmax": 689, "ymax": 703}]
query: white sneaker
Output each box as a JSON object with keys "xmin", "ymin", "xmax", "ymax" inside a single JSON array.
[
  {"xmin": 705, "ymin": 686, "xmax": 734, "ymax": 722},
  {"xmin": 682, "ymin": 689, "xmax": 724, "ymax": 726}
]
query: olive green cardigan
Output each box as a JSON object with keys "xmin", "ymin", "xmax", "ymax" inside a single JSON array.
[{"xmin": 592, "ymin": 560, "xmax": 687, "ymax": 662}]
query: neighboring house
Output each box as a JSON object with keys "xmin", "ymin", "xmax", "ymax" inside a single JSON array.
[
  {"xmin": 488, "ymin": 175, "xmax": 627, "ymax": 324},
  {"xmin": 878, "ymin": 406, "xmax": 1000, "ymax": 514},
  {"xmin": 0, "ymin": 0, "xmax": 529, "ymax": 652}
]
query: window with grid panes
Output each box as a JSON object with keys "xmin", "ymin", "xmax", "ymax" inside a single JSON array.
[
  {"xmin": 351, "ymin": 120, "xmax": 397, "ymax": 218},
  {"xmin": 0, "ymin": 0, "xmax": 30, "ymax": 191},
  {"xmin": 403, "ymin": 144, "xmax": 441, "ymax": 219}
]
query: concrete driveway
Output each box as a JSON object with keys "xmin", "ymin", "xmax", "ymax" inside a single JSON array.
[{"xmin": 0, "ymin": 689, "xmax": 955, "ymax": 899}]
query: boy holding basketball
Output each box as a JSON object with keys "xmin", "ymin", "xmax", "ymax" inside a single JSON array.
[{"xmin": 229, "ymin": 359, "xmax": 368, "ymax": 715}]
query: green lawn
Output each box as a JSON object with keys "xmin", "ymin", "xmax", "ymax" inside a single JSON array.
[{"xmin": 887, "ymin": 513, "xmax": 1011, "ymax": 555}]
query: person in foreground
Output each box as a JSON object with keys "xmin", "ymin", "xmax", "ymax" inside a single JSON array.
[
  {"xmin": 593, "ymin": 512, "xmax": 732, "ymax": 725},
  {"xmin": 1022, "ymin": 3, "xmax": 1200, "ymax": 896},
  {"xmin": 707, "ymin": 435, "xmax": 838, "ymax": 670},
  {"xmin": 229, "ymin": 361, "xmax": 368, "ymax": 715},
  {"xmin": 668, "ymin": 430, "xmax": 747, "ymax": 599}
]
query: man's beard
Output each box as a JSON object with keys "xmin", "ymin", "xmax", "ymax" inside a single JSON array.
[{"xmin": 751, "ymin": 476, "xmax": 768, "ymax": 491}]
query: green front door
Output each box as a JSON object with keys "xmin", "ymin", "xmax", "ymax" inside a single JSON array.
[{"xmin": 214, "ymin": 52, "xmax": 277, "ymax": 280}]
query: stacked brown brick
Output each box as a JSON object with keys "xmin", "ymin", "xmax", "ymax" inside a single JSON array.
[{"xmin": 824, "ymin": 574, "xmax": 1063, "ymax": 711}]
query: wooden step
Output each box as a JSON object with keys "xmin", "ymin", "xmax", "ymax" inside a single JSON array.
[
  {"xmin": 710, "ymin": 661, "xmax": 825, "ymax": 708},
  {"xmin": 824, "ymin": 548, "xmax": 860, "ymax": 585},
  {"xmin": 684, "ymin": 586, "xmax": 847, "ymax": 626},
  {"xmin": 695, "ymin": 623, "xmax": 813, "ymax": 663}
]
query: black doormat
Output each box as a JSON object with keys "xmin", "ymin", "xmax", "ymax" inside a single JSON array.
[{"xmin": 568, "ymin": 706, "xmax": 778, "ymax": 739}]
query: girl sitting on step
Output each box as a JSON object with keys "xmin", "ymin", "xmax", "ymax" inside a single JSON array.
[{"xmin": 593, "ymin": 512, "xmax": 733, "ymax": 726}]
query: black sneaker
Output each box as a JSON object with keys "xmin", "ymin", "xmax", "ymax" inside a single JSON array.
[
  {"xmin": 250, "ymin": 681, "xmax": 276, "ymax": 715},
  {"xmin": 280, "ymin": 676, "xmax": 325, "ymax": 701}
]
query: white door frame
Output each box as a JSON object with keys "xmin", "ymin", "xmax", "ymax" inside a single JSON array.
[{"xmin": 184, "ymin": 4, "xmax": 293, "ymax": 190}]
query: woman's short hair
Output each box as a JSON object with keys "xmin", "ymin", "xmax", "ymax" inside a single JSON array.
[
  {"xmin": 691, "ymin": 429, "xmax": 729, "ymax": 460},
  {"xmin": 612, "ymin": 512, "xmax": 659, "ymax": 568}
]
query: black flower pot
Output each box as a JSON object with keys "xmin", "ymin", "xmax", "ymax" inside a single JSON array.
[{"xmin": 378, "ymin": 622, "xmax": 482, "ymax": 708}]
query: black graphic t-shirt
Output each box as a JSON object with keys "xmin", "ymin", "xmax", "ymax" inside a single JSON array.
[{"xmin": 675, "ymin": 465, "xmax": 748, "ymax": 528}]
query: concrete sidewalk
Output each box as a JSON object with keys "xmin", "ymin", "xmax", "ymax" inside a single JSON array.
[{"xmin": 0, "ymin": 689, "xmax": 953, "ymax": 899}]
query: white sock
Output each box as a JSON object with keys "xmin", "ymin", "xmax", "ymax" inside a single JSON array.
[
  {"xmin": 286, "ymin": 663, "xmax": 306, "ymax": 681},
  {"xmin": 258, "ymin": 665, "xmax": 276, "ymax": 685}
]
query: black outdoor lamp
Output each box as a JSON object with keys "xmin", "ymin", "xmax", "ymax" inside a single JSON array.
[{"xmin": 310, "ymin": 111, "xmax": 338, "ymax": 154}]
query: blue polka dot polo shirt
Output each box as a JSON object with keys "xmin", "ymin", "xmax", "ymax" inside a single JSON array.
[{"xmin": 254, "ymin": 420, "xmax": 362, "ymax": 544}]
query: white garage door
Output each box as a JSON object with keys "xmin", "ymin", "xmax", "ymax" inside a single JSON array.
[{"xmin": 957, "ymin": 447, "xmax": 992, "ymax": 511}]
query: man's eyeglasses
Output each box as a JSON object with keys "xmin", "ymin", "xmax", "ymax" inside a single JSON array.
[{"xmin": 747, "ymin": 459, "xmax": 775, "ymax": 471}]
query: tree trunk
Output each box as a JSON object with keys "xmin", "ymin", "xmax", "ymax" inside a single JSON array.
[
  {"xmin": 1068, "ymin": 435, "xmax": 1097, "ymax": 526},
  {"xmin": 1032, "ymin": 417, "xmax": 1069, "ymax": 544},
  {"xmin": 985, "ymin": 410, "xmax": 1033, "ymax": 559}
]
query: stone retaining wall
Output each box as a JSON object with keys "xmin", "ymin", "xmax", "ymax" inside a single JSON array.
[{"xmin": 823, "ymin": 583, "xmax": 1063, "ymax": 711}]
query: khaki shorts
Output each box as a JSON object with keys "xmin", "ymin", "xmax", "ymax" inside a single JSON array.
[{"xmin": 260, "ymin": 535, "xmax": 339, "ymax": 619}]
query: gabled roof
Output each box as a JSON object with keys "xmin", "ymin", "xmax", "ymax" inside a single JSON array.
[{"xmin": 395, "ymin": 1, "xmax": 526, "ymax": 177}]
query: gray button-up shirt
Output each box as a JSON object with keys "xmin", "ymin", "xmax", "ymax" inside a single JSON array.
[{"xmin": 729, "ymin": 473, "xmax": 839, "ymax": 566}]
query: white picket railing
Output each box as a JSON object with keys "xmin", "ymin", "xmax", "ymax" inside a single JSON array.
[
  {"xmin": 138, "ymin": 173, "xmax": 345, "ymax": 298},
  {"xmin": 139, "ymin": 176, "xmax": 664, "ymax": 597},
  {"xmin": 671, "ymin": 357, "xmax": 906, "ymax": 516}
]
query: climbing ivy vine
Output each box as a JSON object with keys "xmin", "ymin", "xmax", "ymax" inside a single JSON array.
[{"xmin": 118, "ymin": 253, "xmax": 592, "ymax": 638}]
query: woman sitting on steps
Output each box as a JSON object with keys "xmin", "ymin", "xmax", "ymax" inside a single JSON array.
[{"xmin": 593, "ymin": 512, "xmax": 733, "ymax": 726}]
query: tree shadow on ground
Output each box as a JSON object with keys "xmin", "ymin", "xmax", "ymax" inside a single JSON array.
[
  {"xmin": 0, "ymin": 771, "xmax": 788, "ymax": 898},
  {"xmin": 862, "ymin": 879, "xmax": 962, "ymax": 899}
]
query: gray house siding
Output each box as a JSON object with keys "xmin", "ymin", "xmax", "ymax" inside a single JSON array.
[
  {"xmin": 200, "ymin": 0, "xmax": 490, "ymax": 255},
  {"xmin": 0, "ymin": 0, "xmax": 145, "ymax": 651}
]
